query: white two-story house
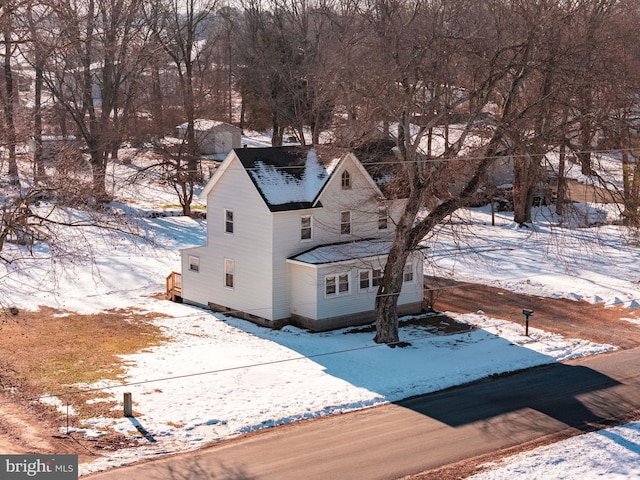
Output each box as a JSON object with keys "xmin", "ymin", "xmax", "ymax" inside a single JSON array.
[{"xmin": 179, "ymin": 145, "xmax": 424, "ymax": 331}]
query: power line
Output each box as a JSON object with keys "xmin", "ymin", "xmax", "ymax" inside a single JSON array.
[
  {"xmin": 5, "ymin": 262, "xmax": 639, "ymax": 408},
  {"xmin": 1, "ymin": 316, "xmax": 462, "ymax": 406}
]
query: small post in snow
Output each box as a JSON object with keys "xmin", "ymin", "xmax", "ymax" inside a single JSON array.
[
  {"xmin": 522, "ymin": 309, "xmax": 534, "ymax": 336},
  {"xmin": 491, "ymin": 198, "xmax": 496, "ymax": 226},
  {"xmin": 124, "ymin": 392, "xmax": 133, "ymax": 417}
]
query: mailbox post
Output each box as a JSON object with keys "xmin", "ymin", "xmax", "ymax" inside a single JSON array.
[
  {"xmin": 124, "ymin": 392, "xmax": 133, "ymax": 417},
  {"xmin": 522, "ymin": 309, "xmax": 534, "ymax": 336}
]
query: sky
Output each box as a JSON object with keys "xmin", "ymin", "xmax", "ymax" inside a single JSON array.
[{"xmin": 1, "ymin": 132, "xmax": 640, "ymax": 479}]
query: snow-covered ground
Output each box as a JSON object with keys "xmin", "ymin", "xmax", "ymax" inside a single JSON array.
[{"xmin": 1, "ymin": 136, "xmax": 640, "ymax": 478}]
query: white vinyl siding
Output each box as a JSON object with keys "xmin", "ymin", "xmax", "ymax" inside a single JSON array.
[
  {"xmin": 181, "ymin": 158, "xmax": 275, "ymax": 319},
  {"xmin": 182, "ymin": 151, "xmax": 422, "ymax": 327}
]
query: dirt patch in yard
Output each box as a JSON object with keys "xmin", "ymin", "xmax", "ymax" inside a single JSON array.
[
  {"xmin": 0, "ymin": 306, "xmax": 167, "ymax": 458},
  {"xmin": 426, "ymin": 276, "xmax": 640, "ymax": 350},
  {"xmin": 344, "ymin": 312, "xmax": 475, "ymax": 337}
]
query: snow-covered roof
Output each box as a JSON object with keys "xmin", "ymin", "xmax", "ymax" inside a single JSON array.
[
  {"xmin": 288, "ymin": 239, "xmax": 393, "ymax": 265},
  {"xmin": 41, "ymin": 135, "xmax": 78, "ymax": 141},
  {"xmin": 235, "ymin": 146, "xmax": 342, "ymax": 212},
  {"xmin": 177, "ymin": 119, "xmax": 239, "ymax": 131}
]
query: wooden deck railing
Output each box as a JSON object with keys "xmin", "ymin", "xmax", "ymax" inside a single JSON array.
[{"xmin": 166, "ymin": 271, "xmax": 182, "ymax": 302}]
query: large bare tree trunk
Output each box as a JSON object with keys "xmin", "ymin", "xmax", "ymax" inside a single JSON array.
[
  {"xmin": 32, "ymin": 62, "xmax": 46, "ymax": 183},
  {"xmin": 374, "ymin": 191, "xmax": 421, "ymax": 344},
  {"xmin": 2, "ymin": 10, "xmax": 19, "ymax": 186},
  {"xmin": 513, "ymin": 154, "xmax": 539, "ymax": 226},
  {"xmin": 556, "ymin": 141, "xmax": 568, "ymax": 218}
]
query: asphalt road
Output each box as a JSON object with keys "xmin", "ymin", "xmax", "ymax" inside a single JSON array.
[{"xmin": 86, "ymin": 347, "xmax": 640, "ymax": 480}]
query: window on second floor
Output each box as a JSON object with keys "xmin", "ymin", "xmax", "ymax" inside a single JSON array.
[
  {"xmin": 403, "ymin": 263, "xmax": 414, "ymax": 283},
  {"xmin": 341, "ymin": 211, "xmax": 351, "ymax": 235},
  {"xmin": 224, "ymin": 209, "xmax": 234, "ymax": 234},
  {"xmin": 378, "ymin": 206, "xmax": 388, "ymax": 230},
  {"xmin": 341, "ymin": 170, "xmax": 351, "ymax": 189},
  {"xmin": 301, "ymin": 215, "xmax": 312, "ymax": 240}
]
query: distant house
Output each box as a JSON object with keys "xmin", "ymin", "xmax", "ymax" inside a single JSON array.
[
  {"xmin": 176, "ymin": 119, "xmax": 242, "ymax": 158},
  {"xmin": 28, "ymin": 135, "xmax": 82, "ymax": 162},
  {"xmin": 178, "ymin": 145, "xmax": 424, "ymax": 331}
]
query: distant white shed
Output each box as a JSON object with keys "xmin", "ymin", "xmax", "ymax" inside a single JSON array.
[{"xmin": 176, "ymin": 119, "xmax": 242, "ymax": 157}]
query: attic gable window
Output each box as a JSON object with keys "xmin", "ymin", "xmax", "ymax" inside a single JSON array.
[
  {"xmin": 340, "ymin": 211, "xmax": 351, "ymax": 235},
  {"xmin": 301, "ymin": 215, "xmax": 312, "ymax": 240},
  {"xmin": 341, "ymin": 170, "xmax": 351, "ymax": 189},
  {"xmin": 224, "ymin": 209, "xmax": 234, "ymax": 234}
]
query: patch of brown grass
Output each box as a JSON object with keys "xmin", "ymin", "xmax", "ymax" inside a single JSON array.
[
  {"xmin": 343, "ymin": 312, "xmax": 475, "ymax": 336},
  {"xmin": 0, "ymin": 306, "xmax": 167, "ymax": 420}
]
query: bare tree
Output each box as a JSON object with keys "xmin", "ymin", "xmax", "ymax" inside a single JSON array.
[
  {"xmin": 327, "ymin": 0, "xmax": 598, "ymax": 343},
  {"xmin": 0, "ymin": 0, "xmax": 25, "ymax": 186},
  {"xmin": 35, "ymin": 0, "xmax": 148, "ymax": 203},
  {"xmin": 144, "ymin": 0, "xmax": 221, "ymax": 215},
  {"xmin": 565, "ymin": 0, "xmax": 619, "ymax": 176},
  {"xmin": 235, "ymin": 0, "xmax": 334, "ymax": 146}
]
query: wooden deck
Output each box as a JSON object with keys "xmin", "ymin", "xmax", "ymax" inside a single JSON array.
[{"xmin": 166, "ymin": 272, "xmax": 182, "ymax": 302}]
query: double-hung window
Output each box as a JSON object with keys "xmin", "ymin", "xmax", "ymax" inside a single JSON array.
[
  {"xmin": 340, "ymin": 211, "xmax": 351, "ymax": 235},
  {"xmin": 341, "ymin": 170, "xmax": 351, "ymax": 189},
  {"xmin": 378, "ymin": 206, "xmax": 388, "ymax": 230},
  {"xmin": 361, "ymin": 268, "xmax": 383, "ymax": 290},
  {"xmin": 359, "ymin": 270, "xmax": 370, "ymax": 290},
  {"xmin": 403, "ymin": 263, "xmax": 414, "ymax": 283},
  {"xmin": 372, "ymin": 268, "xmax": 383, "ymax": 287},
  {"xmin": 224, "ymin": 258, "xmax": 235, "ymax": 288},
  {"xmin": 301, "ymin": 215, "xmax": 312, "ymax": 240},
  {"xmin": 224, "ymin": 209, "xmax": 234, "ymax": 234},
  {"xmin": 338, "ymin": 273, "xmax": 349, "ymax": 293},
  {"xmin": 188, "ymin": 255, "xmax": 200, "ymax": 272},
  {"xmin": 325, "ymin": 273, "xmax": 350, "ymax": 297}
]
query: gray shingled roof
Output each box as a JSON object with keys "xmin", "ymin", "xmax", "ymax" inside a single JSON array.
[{"xmin": 234, "ymin": 146, "xmax": 342, "ymax": 212}]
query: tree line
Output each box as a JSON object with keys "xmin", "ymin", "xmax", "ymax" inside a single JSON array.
[{"xmin": 2, "ymin": 0, "xmax": 640, "ymax": 341}]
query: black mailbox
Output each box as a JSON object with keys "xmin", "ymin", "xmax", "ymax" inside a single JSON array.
[{"xmin": 522, "ymin": 309, "xmax": 534, "ymax": 335}]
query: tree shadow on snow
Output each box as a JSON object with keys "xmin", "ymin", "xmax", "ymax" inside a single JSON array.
[{"xmin": 221, "ymin": 312, "xmax": 634, "ymax": 435}]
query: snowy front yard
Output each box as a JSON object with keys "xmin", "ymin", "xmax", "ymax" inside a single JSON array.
[{"xmin": 2, "ymin": 150, "xmax": 639, "ymax": 478}]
